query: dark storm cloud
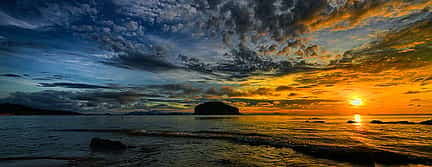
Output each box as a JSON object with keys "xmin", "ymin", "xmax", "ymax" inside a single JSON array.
[
  {"xmin": 197, "ymin": 1, "xmax": 424, "ymax": 74},
  {"xmin": 0, "ymin": 0, "xmax": 188, "ymax": 72},
  {"xmin": 100, "ymin": 52, "xmax": 179, "ymax": 71},
  {"xmin": 1, "ymin": 0, "xmax": 431, "ymax": 82},
  {"xmin": 74, "ymin": 91, "xmax": 146, "ymax": 105},
  {"xmin": 147, "ymin": 84, "xmax": 203, "ymax": 95},
  {"xmin": 204, "ymin": 86, "xmax": 280, "ymax": 97},
  {"xmin": 201, "ymin": 0, "xmax": 327, "ymax": 42},
  {"xmin": 204, "ymin": 86, "xmax": 245, "ymax": 97},
  {"xmin": 215, "ymin": 45, "xmax": 281, "ymax": 73},
  {"xmin": 186, "ymin": 0, "xmax": 329, "ymax": 76},
  {"xmin": 0, "ymin": 0, "xmax": 331, "ymax": 77},
  {"xmin": 32, "ymin": 74, "xmax": 65, "ymax": 81},
  {"xmin": 344, "ymin": 14, "xmax": 432, "ymax": 72},
  {"xmin": 180, "ymin": 45, "xmax": 309, "ymax": 79},
  {"xmin": 142, "ymin": 84, "xmax": 281, "ymax": 98},
  {"xmin": 0, "ymin": 90, "xmax": 82, "ymax": 111},
  {"xmin": 0, "ymin": 90, "xmax": 190, "ymax": 112},
  {"xmin": 38, "ymin": 82, "xmax": 113, "ymax": 89},
  {"xmin": 194, "ymin": 0, "xmax": 432, "ymax": 77}
]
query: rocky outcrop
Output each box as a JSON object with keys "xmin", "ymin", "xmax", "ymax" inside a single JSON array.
[
  {"xmin": 370, "ymin": 120, "xmax": 383, "ymax": 124},
  {"xmin": 305, "ymin": 120, "xmax": 325, "ymax": 123},
  {"xmin": 90, "ymin": 138, "xmax": 127, "ymax": 151},
  {"xmin": 194, "ymin": 102, "xmax": 240, "ymax": 115},
  {"xmin": 370, "ymin": 120, "xmax": 415, "ymax": 124},
  {"xmin": 419, "ymin": 119, "xmax": 432, "ymax": 125}
]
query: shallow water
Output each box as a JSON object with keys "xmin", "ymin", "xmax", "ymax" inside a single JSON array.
[{"xmin": 0, "ymin": 115, "xmax": 431, "ymax": 166}]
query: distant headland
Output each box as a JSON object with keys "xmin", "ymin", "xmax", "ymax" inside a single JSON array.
[{"xmin": 0, "ymin": 103, "xmax": 82, "ymax": 115}]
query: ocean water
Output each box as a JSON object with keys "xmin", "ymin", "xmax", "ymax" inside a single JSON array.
[{"xmin": 0, "ymin": 115, "xmax": 431, "ymax": 167}]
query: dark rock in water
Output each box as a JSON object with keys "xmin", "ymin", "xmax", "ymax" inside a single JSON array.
[
  {"xmin": 313, "ymin": 121, "xmax": 325, "ymax": 123},
  {"xmin": 194, "ymin": 102, "xmax": 240, "ymax": 115},
  {"xmin": 370, "ymin": 120, "xmax": 415, "ymax": 124},
  {"xmin": 347, "ymin": 120, "xmax": 357, "ymax": 123},
  {"xmin": 305, "ymin": 120, "xmax": 325, "ymax": 123},
  {"xmin": 391, "ymin": 121, "xmax": 415, "ymax": 124},
  {"xmin": 370, "ymin": 120, "xmax": 383, "ymax": 124},
  {"xmin": 420, "ymin": 119, "xmax": 432, "ymax": 125},
  {"xmin": 90, "ymin": 138, "xmax": 127, "ymax": 151}
]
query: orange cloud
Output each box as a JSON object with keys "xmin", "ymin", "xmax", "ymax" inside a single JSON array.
[{"xmin": 303, "ymin": 0, "xmax": 432, "ymax": 32}]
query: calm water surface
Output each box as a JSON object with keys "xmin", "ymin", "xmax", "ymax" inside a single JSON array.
[{"xmin": 0, "ymin": 115, "xmax": 431, "ymax": 166}]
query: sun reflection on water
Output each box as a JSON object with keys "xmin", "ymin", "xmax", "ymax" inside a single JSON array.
[{"xmin": 354, "ymin": 114, "xmax": 361, "ymax": 123}]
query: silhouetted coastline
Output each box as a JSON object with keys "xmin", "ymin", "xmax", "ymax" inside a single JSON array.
[{"xmin": 0, "ymin": 103, "xmax": 82, "ymax": 115}]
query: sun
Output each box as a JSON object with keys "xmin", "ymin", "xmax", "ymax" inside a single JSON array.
[{"xmin": 350, "ymin": 98, "xmax": 364, "ymax": 106}]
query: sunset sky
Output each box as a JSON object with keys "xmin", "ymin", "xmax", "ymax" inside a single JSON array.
[{"xmin": 0, "ymin": 0, "xmax": 431, "ymax": 114}]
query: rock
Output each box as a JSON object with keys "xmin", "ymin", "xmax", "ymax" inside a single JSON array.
[
  {"xmin": 90, "ymin": 138, "xmax": 127, "ymax": 151},
  {"xmin": 370, "ymin": 120, "xmax": 383, "ymax": 124},
  {"xmin": 393, "ymin": 121, "xmax": 415, "ymax": 124},
  {"xmin": 347, "ymin": 120, "xmax": 357, "ymax": 123},
  {"xmin": 313, "ymin": 121, "xmax": 325, "ymax": 123},
  {"xmin": 370, "ymin": 120, "xmax": 415, "ymax": 124},
  {"xmin": 305, "ymin": 120, "xmax": 325, "ymax": 123},
  {"xmin": 194, "ymin": 102, "xmax": 240, "ymax": 115},
  {"xmin": 419, "ymin": 119, "xmax": 432, "ymax": 125}
]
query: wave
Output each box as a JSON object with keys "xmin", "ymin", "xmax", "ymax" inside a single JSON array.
[{"xmin": 56, "ymin": 129, "xmax": 432, "ymax": 166}]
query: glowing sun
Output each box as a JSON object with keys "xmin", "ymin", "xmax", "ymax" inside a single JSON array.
[{"xmin": 350, "ymin": 98, "xmax": 364, "ymax": 106}]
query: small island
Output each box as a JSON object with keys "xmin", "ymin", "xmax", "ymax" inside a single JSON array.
[
  {"xmin": 194, "ymin": 102, "xmax": 240, "ymax": 115},
  {"xmin": 0, "ymin": 103, "xmax": 82, "ymax": 115},
  {"xmin": 125, "ymin": 111, "xmax": 190, "ymax": 115}
]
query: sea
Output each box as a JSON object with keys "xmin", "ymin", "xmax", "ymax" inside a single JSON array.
[{"xmin": 0, "ymin": 115, "xmax": 431, "ymax": 167}]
